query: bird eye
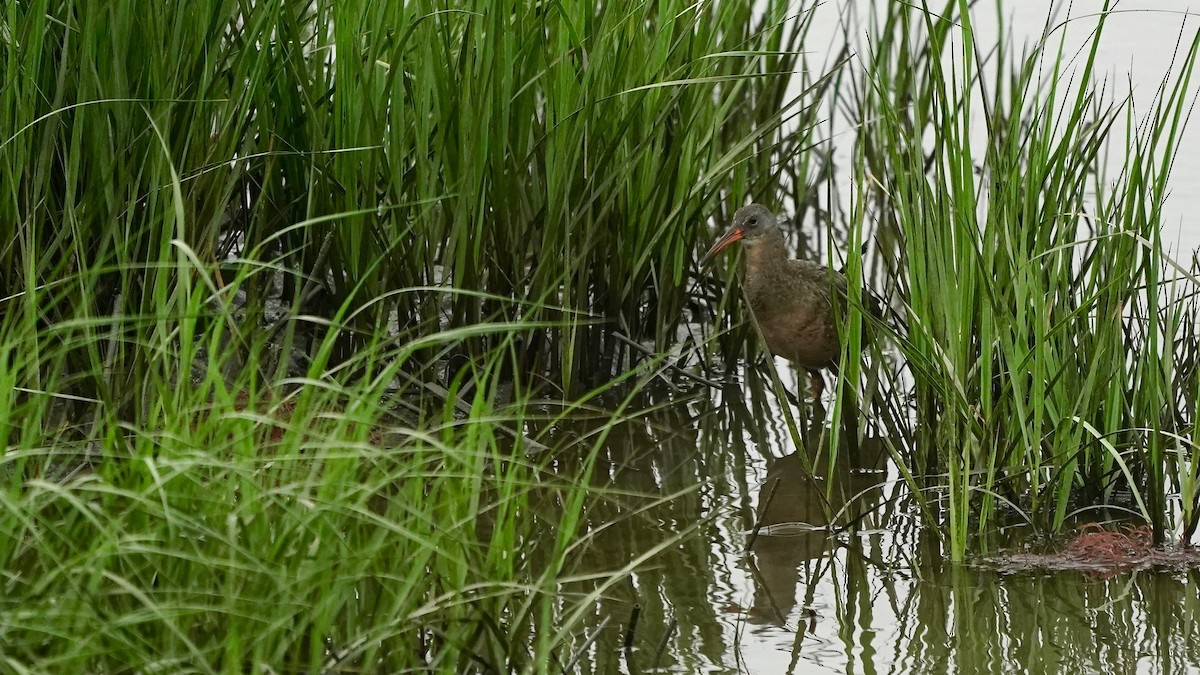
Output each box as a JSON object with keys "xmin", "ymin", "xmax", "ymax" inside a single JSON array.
[{"xmin": 747, "ymin": 218, "xmax": 758, "ymax": 226}]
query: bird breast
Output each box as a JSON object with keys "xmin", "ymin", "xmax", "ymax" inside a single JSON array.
[{"xmin": 745, "ymin": 260, "xmax": 844, "ymax": 369}]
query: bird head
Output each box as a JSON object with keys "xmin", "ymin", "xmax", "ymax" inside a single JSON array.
[{"xmin": 699, "ymin": 204, "xmax": 778, "ymax": 266}]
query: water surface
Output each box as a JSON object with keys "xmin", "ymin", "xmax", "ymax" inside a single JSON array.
[{"xmin": 559, "ymin": 369, "xmax": 1200, "ymax": 674}]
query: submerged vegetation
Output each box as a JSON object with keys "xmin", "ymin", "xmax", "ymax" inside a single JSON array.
[{"xmin": 1, "ymin": 0, "xmax": 1199, "ymax": 671}]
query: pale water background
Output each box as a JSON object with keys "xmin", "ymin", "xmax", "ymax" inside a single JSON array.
[{"xmin": 798, "ymin": 1, "xmax": 1200, "ymax": 249}]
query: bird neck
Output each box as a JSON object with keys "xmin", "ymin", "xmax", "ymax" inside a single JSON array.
[{"xmin": 743, "ymin": 228, "xmax": 788, "ymax": 280}]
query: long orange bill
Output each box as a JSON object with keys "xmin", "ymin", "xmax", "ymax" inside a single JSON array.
[{"xmin": 699, "ymin": 227, "xmax": 744, "ymax": 266}]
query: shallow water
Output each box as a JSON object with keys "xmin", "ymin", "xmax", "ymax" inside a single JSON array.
[{"xmin": 556, "ymin": 365, "xmax": 1200, "ymax": 674}]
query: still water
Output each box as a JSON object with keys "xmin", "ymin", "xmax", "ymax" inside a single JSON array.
[{"xmin": 555, "ymin": 366, "xmax": 1200, "ymax": 674}]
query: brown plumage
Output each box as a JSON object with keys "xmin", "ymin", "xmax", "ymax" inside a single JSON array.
[{"xmin": 702, "ymin": 203, "xmax": 865, "ymax": 398}]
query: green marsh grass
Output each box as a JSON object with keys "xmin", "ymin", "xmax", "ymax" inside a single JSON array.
[
  {"xmin": 6, "ymin": 0, "xmax": 1200, "ymax": 670},
  {"xmin": 0, "ymin": 0, "xmax": 818, "ymax": 669},
  {"xmin": 840, "ymin": 1, "xmax": 1200, "ymax": 557},
  {"xmin": 703, "ymin": 1, "xmax": 1200, "ymax": 560},
  {"xmin": 0, "ymin": 259, "xmax": 705, "ymax": 670}
]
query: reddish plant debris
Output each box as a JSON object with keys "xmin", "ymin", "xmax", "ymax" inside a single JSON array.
[{"xmin": 982, "ymin": 524, "xmax": 1200, "ymax": 578}]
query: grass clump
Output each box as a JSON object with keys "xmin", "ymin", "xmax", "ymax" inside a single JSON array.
[
  {"xmin": 843, "ymin": 1, "xmax": 1200, "ymax": 557},
  {"xmin": 1, "ymin": 0, "xmax": 819, "ymax": 399},
  {"xmin": 0, "ymin": 0, "xmax": 810, "ymax": 670},
  {"xmin": 0, "ymin": 271, "xmax": 698, "ymax": 670}
]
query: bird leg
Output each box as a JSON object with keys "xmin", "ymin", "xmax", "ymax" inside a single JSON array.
[
  {"xmin": 806, "ymin": 369, "xmax": 825, "ymax": 402},
  {"xmin": 809, "ymin": 367, "xmax": 863, "ymax": 453},
  {"xmin": 806, "ymin": 369, "xmax": 828, "ymax": 427}
]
